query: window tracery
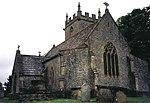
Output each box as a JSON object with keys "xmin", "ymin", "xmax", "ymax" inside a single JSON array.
[{"xmin": 103, "ymin": 42, "xmax": 119, "ymax": 77}]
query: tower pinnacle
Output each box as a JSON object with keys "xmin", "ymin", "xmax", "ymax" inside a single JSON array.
[
  {"xmin": 66, "ymin": 13, "xmax": 68, "ymax": 20},
  {"xmin": 78, "ymin": 2, "xmax": 81, "ymax": 11},
  {"xmin": 98, "ymin": 8, "xmax": 101, "ymax": 19},
  {"xmin": 65, "ymin": 13, "xmax": 68, "ymax": 24},
  {"xmin": 77, "ymin": 2, "xmax": 82, "ymax": 16}
]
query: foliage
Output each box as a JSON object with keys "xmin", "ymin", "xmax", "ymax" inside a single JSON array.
[
  {"xmin": 117, "ymin": 6, "xmax": 150, "ymax": 61},
  {"xmin": 4, "ymin": 75, "xmax": 12, "ymax": 97}
]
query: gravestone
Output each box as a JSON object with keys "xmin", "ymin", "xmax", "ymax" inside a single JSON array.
[
  {"xmin": 0, "ymin": 82, "xmax": 4, "ymax": 99},
  {"xmin": 116, "ymin": 91, "xmax": 126, "ymax": 103},
  {"xmin": 96, "ymin": 88, "xmax": 113, "ymax": 103},
  {"xmin": 80, "ymin": 81, "xmax": 91, "ymax": 102}
]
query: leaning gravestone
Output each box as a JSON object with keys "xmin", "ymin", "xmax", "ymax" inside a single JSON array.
[
  {"xmin": 116, "ymin": 91, "xmax": 127, "ymax": 103},
  {"xmin": 96, "ymin": 88, "xmax": 113, "ymax": 103},
  {"xmin": 81, "ymin": 81, "xmax": 91, "ymax": 102},
  {"xmin": 0, "ymin": 82, "xmax": 4, "ymax": 99}
]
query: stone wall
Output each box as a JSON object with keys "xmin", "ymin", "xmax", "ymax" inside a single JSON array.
[
  {"xmin": 65, "ymin": 48, "xmax": 90, "ymax": 89},
  {"xmin": 21, "ymin": 76, "xmax": 45, "ymax": 93},
  {"xmin": 44, "ymin": 8, "xmax": 150, "ymax": 99},
  {"xmin": 89, "ymin": 10, "xmax": 130, "ymax": 89},
  {"xmin": 44, "ymin": 55, "xmax": 61, "ymax": 92},
  {"xmin": 130, "ymin": 55, "xmax": 150, "ymax": 92}
]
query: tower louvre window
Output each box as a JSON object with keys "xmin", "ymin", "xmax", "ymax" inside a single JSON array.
[
  {"xmin": 69, "ymin": 26, "xmax": 74, "ymax": 37},
  {"xmin": 103, "ymin": 42, "xmax": 119, "ymax": 77}
]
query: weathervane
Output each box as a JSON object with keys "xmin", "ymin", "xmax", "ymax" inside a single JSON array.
[{"xmin": 103, "ymin": 2, "xmax": 109, "ymax": 9}]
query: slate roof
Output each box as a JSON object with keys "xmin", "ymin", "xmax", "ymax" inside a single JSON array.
[{"xmin": 21, "ymin": 55, "xmax": 45, "ymax": 76}]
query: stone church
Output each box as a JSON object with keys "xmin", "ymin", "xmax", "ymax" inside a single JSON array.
[{"xmin": 11, "ymin": 3, "xmax": 150, "ymax": 100}]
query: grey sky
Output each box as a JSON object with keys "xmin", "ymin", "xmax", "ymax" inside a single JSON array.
[{"xmin": 0, "ymin": 0, "xmax": 149, "ymax": 85}]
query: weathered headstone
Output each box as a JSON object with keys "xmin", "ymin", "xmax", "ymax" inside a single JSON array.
[
  {"xmin": 116, "ymin": 91, "xmax": 126, "ymax": 103},
  {"xmin": 0, "ymin": 82, "xmax": 4, "ymax": 99},
  {"xmin": 81, "ymin": 81, "xmax": 91, "ymax": 102},
  {"xmin": 72, "ymin": 89, "xmax": 81, "ymax": 99},
  {"xmin": 96, "ymin": 88, "xmax": 113, "ymax": 103}
]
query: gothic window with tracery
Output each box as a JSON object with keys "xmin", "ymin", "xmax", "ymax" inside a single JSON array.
[{"xmin": 103, "ymin": 42, "xmax": 119, "ymax": 77}]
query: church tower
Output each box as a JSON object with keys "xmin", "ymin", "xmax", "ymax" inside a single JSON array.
[{"xmin": 64, "ymin": 2, "xmax": 101, "ymax": 40}]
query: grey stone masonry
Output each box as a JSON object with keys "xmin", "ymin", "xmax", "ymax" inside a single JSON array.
[{"xmin": 11, "ymin": 49, "xmax": 45, "ymax": 97}]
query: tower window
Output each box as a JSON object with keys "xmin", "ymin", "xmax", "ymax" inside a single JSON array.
[
  {"xmin": 70, "ymin": 26, "xmax": 73, "ymax": 32},
  {"xmin": 69, "ymin": 26, "xmax": 74, "ymax": 37},
  {"xmin": 103, "ymin": 42, "xmax": 119, "ymax": 77}
]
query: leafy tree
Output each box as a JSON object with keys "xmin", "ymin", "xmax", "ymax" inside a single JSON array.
[
  {"xmin": 4, "ymin": 75, "xmax": 12, "ymax": 97},
  {"xmin": 117, "ymin": 6, "xmax": 150, "ymax": 61}
]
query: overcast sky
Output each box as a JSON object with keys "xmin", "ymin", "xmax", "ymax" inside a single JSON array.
[{"xmin": 0, "ymin": 0, "xmax": 149, "ymax": 85}]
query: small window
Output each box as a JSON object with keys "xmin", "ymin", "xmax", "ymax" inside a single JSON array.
[
  {"xmin": 70, "ymin": 26, "xmax": 73, "ymax": 32},
  {"xmin": 69, "ymin": 26, "xmax": 73, "ymax": 37},
  {"xmin": 107, "ymin": 22, "xmax": 109, "ymax": 27}
]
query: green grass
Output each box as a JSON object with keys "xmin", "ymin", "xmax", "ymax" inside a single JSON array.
[
  {"xmin": 2, "ymin": 97, "xmax": 150, "ymax": 103},
  {"xmin": 127, "ymin": 97, "xmax": 150, "ymax": 103},
  {"xmin": 2, "ymin": 98, "xmax": 18, "ymax": 103},
  {"xmin": 26, "ymin": 99, "xmax": 82, "ymax": 103},
  {"xmin": 3, "ymin": 98, "xmax": 96, "ymax": 103}
]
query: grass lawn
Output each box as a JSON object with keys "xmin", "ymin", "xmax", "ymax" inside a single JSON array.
[
  {"xmin": 3, "ymin": 98, "xmax": 96, "ymax": 103},
  {"xmin": 2, "ymin": 97, "xmax": 150, "ymax": 103},
  {"xmin": 127, "ymin": 97, "xmax": 150, "ymax": 103}
]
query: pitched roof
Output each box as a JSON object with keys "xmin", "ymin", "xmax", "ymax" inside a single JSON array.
[
  {"xmin": 21, "ymin": 55, "xmax": 44, "ymax": 76},
  {"xmin": 45, "ymin": 23, "xmax": 94, "ymax": 57}
]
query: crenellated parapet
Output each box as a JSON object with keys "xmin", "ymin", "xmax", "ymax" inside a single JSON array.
[
  {"xmin": 65, "ymin": 12, "xmax": 100, "ymax": 28},
  {"xmin": 64, "ymin": 2, "xmax": 101, "ymax": 40},
  {"xmin": 65, "ymin": 2, "xmax": 101, "ymax": 28}
]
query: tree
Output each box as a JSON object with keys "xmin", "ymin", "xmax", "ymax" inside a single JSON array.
[
  {"xmin": 117, "ymin": 6, "xmax": 150, "ymax": 61},
  {"xmin": 4, "ymin": 75, "xmax": 12, "ymax": 97}
]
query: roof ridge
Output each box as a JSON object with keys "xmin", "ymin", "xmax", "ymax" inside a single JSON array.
[{"xmin": 21, "ymin": 54, "xmax": 44, "ymax": 57}]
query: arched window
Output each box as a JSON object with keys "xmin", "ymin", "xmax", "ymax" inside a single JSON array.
[
  {"xmin": 49, "ymin": 67, "xmax": 54, "ymax": 85},
  {"xmin": 103, "ymin": 42, "xmax": 119, "ymax": 77},
  {"xmin": 69, "ymin": 26, "xmax": 73, "ymax": 37}
]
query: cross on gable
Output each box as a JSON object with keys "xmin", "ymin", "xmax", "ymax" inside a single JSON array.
[
  {"xmin": 38, "ymin": 51, "xmax": 41, "ymax": 56},
  {"xmin": 18, "ymin": 45, "xmax": 20, "ymax": 50}
]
